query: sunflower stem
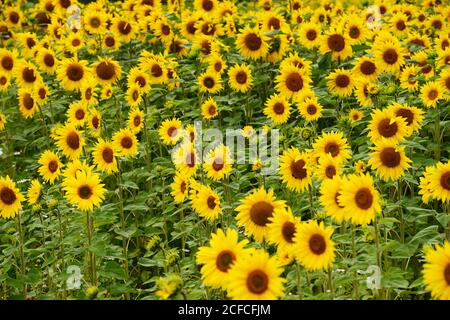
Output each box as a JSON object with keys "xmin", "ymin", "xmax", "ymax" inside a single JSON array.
[
  {"xmin": 16, "ymin": 212, "xmax": 27, "ymax": 297},
  {"xmin": 295, "ymin": 263, "xmax": 303, "ymax": 299},
  {"xmin": 373, "ymin": 215, "xmax": 382, "ymax": 300},
  {"xmin": 85, "ymin": 211, "xmax": 96, "ymax": 287},
  {"xmin": 351, "ymin": 224, "xmax": 359, "ymax": 300},
  {"xmin": 327, "ymin": 266, "xmax": 334, "ymax": 299},
  {"xmin": 56, "ymin": 208, "xmax": 67, "ymax": 299}
]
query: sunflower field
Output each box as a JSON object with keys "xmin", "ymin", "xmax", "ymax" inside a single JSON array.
[{"xmin": 0, "ymin": 0, "xmax": 449, "ymax": 302}]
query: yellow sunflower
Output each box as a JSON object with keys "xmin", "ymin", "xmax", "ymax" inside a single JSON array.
[
  {"xmin": 158, "ymin": 117, "xmax": 183, "ymax": 145},
  {"xmin": 320, "ymin": 29, "xmax": 353, "ymax": 61},
  {"xmin": 63, "ymin": 169, "xmax": 106, "ymax": 212},
  {"xmin": 112, "ymin": 128, "xmax": 139, "ymax": 158},
  {"xmin": 319, "ymin": 176, "xmax": 346, "ymax": 223},
  {"xmin": 263, "ymin": 93, "xmax": 290, "ymax": 125},
  {"xmin": 201, "ymin": 97, "xmax": 219, "ymax": 120},
  {"xmin": 326, "ymin": 68, "xmax": 355, "ymax": 97},
  {"xmin": 0, "ymin": 176, "xmax": 24, "ymax": 219},
  {"xmin": 422, "ymin": 241, "xmax": 450, "ymax": 300},
  {"xmin": 298, "ymin": 22, "xmax": 321, "ymax": 49},
  {"xmin": 57, "ymin": 58, "xmax": 92, "ymax": 91},
  {"xmin": 267, "ymin": 207, "xmax": 301, "ymax": 253},
  {"xmin": 27, "ymin": 179, "xmax": 42, "ymax": 205},
  {"xmin": 92, "ymin": 139, "xmax": 118, "ymax": 174},
  {"xmin": 173, "ymin": 142, "xmax": 199, "ymax": 177},
  {"xmin": 387, "ymin": 102, "xmax": 424, "ymax": 134},
  {"xmin": 198, "ymin": 71, "xmax": 222, "ymax": 93},
  {"xmin": 203, "ymin": 144, "xmax": 232, "ymax": 181},
  {"xmin": 0, "ymin": 49, "xmax": 18, "ymax": 76},
  {"xmin": 18, "ymin": 89, "xmax": 39, "ymax": 119},
  {"xmin": 191, "ymin": 184, "xmax": 222, "ymax": 221},
  {"xmin": 421, "ymin": 81, "xmax": 444, "ymax": 108},
  {"xmin": 275, "ymin": 65, "xmax": 311, "ymax": 99},
  {"xmin": 352, "ymin": 57, "xmax": 378, "ymax": 81},
  {"xmin": 373, "ymin": 40, "xmax": 405, "ymax": 74},
  {"xmin": 235, "ymin": 187, "xmax": 285, "ymax": 242},
  {"xmin": 38, "ymin": 150, "xmax": 63, "ymax": 184},
  {"xmin": 228, "ymin": 64, "xmax": 252, "ymax": 93},
  {"xmin": 128, "ymin": 108, "xmax": 144, "ymax": 133},
  {"xmin": 15, "ymin": 61, "xmax": 42, "ymax": 90},
  {"xmin": 315, "ymin": 153, "xmax": 342, "ymax": 181},
  {"xmin": 312, "ymin": 131, "xmax": 351, "ymax": 164},
  {"xmin": 170, "ymin": 172, "xmax": 189, "ymax": 204},
  {"xmin": 428, "ymin": 162, "xmax": 450, "ymax": 203},
  {"xmin": 297, "ymin": 96, "xmax": 323, "ymax": 122},
  {"xmin": 236, "ymin": 26, "xmax": 269, "ymax": 60},
  {"xmin": 279, "ymin": 147, "xmax": 312, "ymax": 193},
  {"xmin": 367, "ymin": 109, "xmax": 409, "ymax": 144},
  {"xmin": 368, "ymin": 141, "xmax": 412, "ymax": 181},
  {"xmin": 67, "ymin": 101, "xmax": 88, "ymax": 127},
  {"xmin": 92, "ymin": 58, "xmax": 122, "ymax": 86},
  {"xmin": 54, "ymin": 123, "xmax": 85, "ymax": 159},
  {"xmin": 349, "ymin": 109, "xmax": 364, "ymax": 123}
]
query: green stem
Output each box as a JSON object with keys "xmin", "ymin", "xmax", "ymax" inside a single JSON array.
[
  {"xmin": 16, "ymin": 213, "xmax": 27, "ymax": 297},
  {"xmin": 295, "ymin": 263, "xmax": 303, "ymax": 299},
  {"xmin": 86, "ymin": 211, "xmax": 96, "ymax": 286},
  {"xmin": 351, "ymin": 224, "xmax": 359, "ymax": 300}
]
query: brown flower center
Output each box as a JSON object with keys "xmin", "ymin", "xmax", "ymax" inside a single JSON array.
[
  {"xmin": 60, "ymin": 0, "xmax": 71, "ymax": 9},
  {"xmin": 306, "ymin": 29, "xmax": 317, "ymax": 41},
  {"xmin": 161, "ymin": 24, "xmax": 170, "ymax": 36},
  {"xmin": 290, "ymin": 159, "xmax": 307, "ymax": 179},
  {"xmin": 445, "ymin": 77, "xmax": 450, "ymax": 91},
  {"xmin": 180, "ymin": 181, "xmax": 186, "ymax": 194},
  {"xmin": 0, "ymin": 76, "xmax": 7, "ymax": 85},
  {"xmin": 75, "ymin": 109, "xmax": 85, "ymax": 120},
  {"xmin": 395, "ymin": 108, "xmax": 413, "ymax": 126},
  {"xmin": 335, "ymin": 74, "xmax": 350, "ymax": 88},
  {"xmin": 72, "ymin": 39, "xmax": 81, "ymax": 47},
  {"xmin": 26, "ymin": 37, "xmax": 36, "ymax": 49},
  {"xmin": 43, "ymin": 53, "xmax": 54, "ymax": 67},
  {"xmin": 432, "ymin": 20, "xmax": 442, "ymax": 30},
  {"xmin": 167, "ymin": 126, "xmax": 177, "ymax": 138},
  {"xmin": 186, "ymin": 21, "xmax": 197, "ymax": 35},
  {"xmin": 377, "ymin": 118, "xmax": 398, "ymax": 138},
  {"xmin": 212, "ymin": 157, "xmax": 224, "ymax": 171},
  {"xmin": 23, "ymin": 93, "xmax": 34, "ymax": 110},
  {"xmin": 246, "ymin": 270, "xmax": 269, "ymax": 294},
  {"xmin": 354, "ymin": 187, "xmax": 373, "ymax": 209},
  {"xmin": 335, "ymin": 191, "xmax": 344, "ymax": 208},
  {"xmin": 282, "ymin": 221, "xmax": 296, "ymax": 243},
  {"xmin": 360, "ymin": 61, "xmax": 376, "ymax": 75},
  {"xmin": 118, "ymin": 21, "xmax": 132, "ymax": 35},
  {"xmin": 306, "ymin": 104, "xmax": 317, "ymax": 115},
  {"xmin": 102, "ymin": 147, "xmax": 114, "ymax": 163},
  {"xmin": 285, "ymin": 72, "xmax": 303, "ymax": 92},
  {"xmin": 133, "ymin": 115, "xmax": 141, "ymax": 127},
  {"xmin": 92, "ymin": 116, "xmax": 99, "ymax": 129},
  {"xmin": 1, "ymin": 56, "xmax": 13, "ymax": 71},
  {"xmin": 309, "ymin": 234, "xmax": 326, "ymax": 254},
  {"xmin": 444, "ymin": 263, "xmax": 450, "ymax": 285},
  {"xmin": 90, "ymin": 17, "xmax": 100, "ymax": 28},
  {"xmin": 203, "ymin": 77, "xmax": 215, "ymax": 89},
  {"xmin": 121, "ymin": 136, "xmax": 133, "ymax": 149},
  {"xmin": 208, "ymin": 105, "xmax": 216, "ymax": 115},
  {"xmin": 273, "ymin": 102, "xmax": 284, "ymax": 115},
  {"xmin": 216, "ymin": 250, "xmax": 236, "ymax": 272},
  {"xmin": 324, "ymin": 142, "xmax": 340, "ymax": 157},
  {"xmin": 202, "ymin": 0, "xmax": 213, "ymax": 11},
  {"xmin": 214, "ymin": 62, "xmax": 222, "ymax": 72},
  {"xmin": 325, "ymin": 165, "xmax": 336, "ymax": 178},
  {"xmin": 185, "ymin": 152, "xmax": 196, "ymax": 167},
  {"xmin": 9, "ymin": 12, "xmax": 19, "ymax": 24},
  {"xmin": 96, "ymin": 61, "xmax": 116, "ymax": 80},
  {"xmin": 427, "ymin": 89, "xmax": 438, "ymax": 100},
  {"xmin": 66, "ymin": 131, "xmax": 80, "ymax": 150},
  {"xmin": 349, "ymin": 26, "xmax": 360, "ymax": 39},
  {"xmin": 244, "ymin": 33, "xmax": 262, "ymax": 51},
  {"xmin": 250, "ymin": 201, "xmax": 274, "ymax": 226},
  {"xmin": 0, "ymin": 187, "xmax": 16, "ymax": 205},
  {"xmin": 207, "ymin": 195, "xmax": 216, "ymax": 209},
  {"xmin": 396, "ymin": 20, "xmax": 406, "ymax": 31},
  {"xmin": 440, "ymin": 171, "xmax": 450, "ymax": 190},
  {"xmin": 38, "ymin": 88, "xmax": 47, "ymax": 99},
  {"xmin": 78, "ymin": 185, "xmax": 92, "ymax": 199},
  {"xmin": 105, "ymin": 36, "xmax": 115, "ymax": 47},
  {"xmin": 22, "ymin": 67, "xmax": 37, "ymax": 83},
  {"xmin": 383, "ymin": 49, "xmax": 398, "ymax": 65},
  {"xmin": 327, "ymin": 34, "xmax": 345, "ymax": 51},
  {"xmin": 66, "ymin": 64, "xmax": 84, "ymax": 81},
  {"xmin": 268, "ymin": 17, "xmax": 281, "ymax": 30},
  {"xmin": 235, "ymin": 71, "xmax": 247, "ymax": 84},
  {"xmin": 380, "ymin": 147, "xmax": 401, "ymax": 168},
  {"xmin": 48, "ymin": 160, "xmax": 58, "ymax": 173}
]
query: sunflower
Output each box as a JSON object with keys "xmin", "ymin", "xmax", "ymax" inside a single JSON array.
[
  {"xmin": 92, "ymin": 58, "xmax": 122, "ymax": 86},
  {"xmin": 112, "ymin": 128, "xmax": 138, "ymax": 158},
  {"xmin": 319, "ymin": 176, "xmax": 346, "ymax": 223},
  {"xmin": 27, "ymin": 179, "xmax": 42, "ymax": 205},
  {"xmin": 422, "ymin": 241, "xmax": 450, "ymax": 300},
  {"xmin": 353, "ymin": 57, "xmax": 378, "ymax": 81},
  {"xmin": 126, "ymin": 83, "xmax": 143, "ymax": 108},
  {"xmin": 368, "ymin": 141, "xmax": 411, "ymax": 181},
  {"xmin": 111, "ymin": 18, "xmax": 136, "ymax": 42},
  {"xmin": 235, "ymin": 188, "xmax": 285, "ymax": 242},
  {"xmin": 298, "ymin": 22, "xmax": 321, "ymax": 49},
  {"xmin": 128, "ymin": 67, "xmax": 151, "ymax": 94},
  {"xmin": 390, "ymin": 12, "xmax": 409, "ymax": 34},
  {"xmin": 320, "ymin": 29, "xmax": 352, "ymax": 61},
  {"xmin": 63, "ymin": 169, "xmax": 106, "ymax": 212},
  {"xmin": 400, "ymin": 65, "xmax": 419, "ymax": 91},
  {"xmin": 206, "ymin": 54, "xmax": 227, "ymax": 75},
  {"xmin": 67, "ymin": 101, "xmax": 87, "ymax": 127},
  {"xmin": 367, "ymin": 109, "xmax": 409, "ymax": 144},
  {"xmin": 38, "ymin": 150, "xmax": 63, "ymax": 184},
  {"xmin": 374, "ymin": 40, "xmax": 405, "ymax": 74},
  {"xmin": 191, "ymin": 184, "xmax": 222, "ymax": 221},
  {"xmin": 201, "ymin": 97, "xmax": 219, "ymax": 120},
  {"xmin": 428, "ymin": 162, "xmax": 450, "ymax": 203},
  {"xmin": 0, "ymin": 112, "xmax": 6, "ymax": 131},
  {"xmin": 228, "ymin": 64, "xmax": 252, "ymax": 93},
  {"xmin": 226, "ymin": 249, "xmax": 285, "ymax": 300},
  {"xmin": 326, "ymin": 68, "xmax": 355, "ymax": 97},
  {"xmin": 349, "ymin": 109, "xmax": 363, "ymax": 123},
  {"xmin": 293, "ymin": 220, "xmax": 336, "ymax": 271},
  {"xmin": 297, "ymin": 96, "xmax": 323, "ymax": 121},
  {"xmin": 83, "ymin": 10, "xmax": 109, "ymax": 34},
  {"xmin": 0, "ymin": 176, "xmax": 24, "ymax": 219},
  {"xmin": 315, "ymin": 153, "xmax": 342, "ymax": 181},
  {"xmin": 54, "ymin": 123, "xmax": 85, "ymax": 160},
  {"xmin": 15, "ymin": 61, "xmax": 42, "ymax": 90},
  {"xmin": 5, "ymin": 7, "xmax": 22, "ymax": 29},
  {"xmin": 0, "ymin": 73, "xmax": 10, "ymax": 91},
  {"xmin": 263, "ymin": 93, "xmax": 290, "ymax": 125},
  {"xmin": 267, "ymin": 207, "xmax": 301, "ymax": 253},
  {"xmin": 173, "ymin": 142, "xmax": 199, "ymax": 177},
  {"xmin": 92, "ymin": 139, "xmax": 118, "ymax": 174},
  {"xmin": 437, "ymin": 48, "xmax": 450, "ymax": 68},
  {"xmin": 439, "ymin": 68, "xmax": 450, "ymax": 94},
  {"xmin": 203, "ymin": 144, "xmax": 232, "ymax": 181},
  {"xmin": 57, "ymin": 58, "xmax": 91, "ymax": 91},
  {"xmin": 312, "ymin": 131, "xmax": 351, "ymax": 164},
  {"xmin": 145, "ymin": 58, "xmax": 168, "ymax": 85},
  {"xmin": 170, "ymin": 172, "xmax": 189, "ymax": 204},
  {"xmin": 159, "ymin": 117, "xmax": 183, "ymax": 145},
  {"xmin": 338, "ymin": 173, "xmax": 381, "ymax": 225},
  {"xmin": 80, "ymin": 80, "xmax": 98, "ymax": 106},
  {"xmin": 236, "ymin": 26, "xmax": 269, "ymax": 60},
  {"xmin": 18, "ymin": 89, "xmax": 39, "ymax": 119},
  {"xmin": 0, "ymin": 49, "xmax": 18, "ymax": 76},
  {"xmin": 64, "ymin": 32, "xmax": 84, "ymax": 54},
  {"xmin": 387, "ymin": 102, "xmax": 424, "ymax": 134},
  {"xmin": 275, "ymin": 65, "xmax": 311, "ymax": 99},
  {"xmin": 103, "ymin": 33, "xmax": 119, "ymax": 51},
  {"xmin": 196, "ymin": 228, "xmax": 249, "ymax": 289},
  {"xmin": 421, "ymin": 81, "xmax": 444, "ymax": 108},
  {"xmin": 260, "ymin": 11, "xmax": 289, "ymax": 33},
  {"xmin": 344, "ymin": 15, "xmax": 367, "ymax": 44},
  {"xmin": 280, "ymin": 52, "xmax": 312, "ymax": 73},
  {"xmin": 279, "ymin": 147, "xmax": 312, "ymax": 193},
  {"xmin": 88, "ymin": 108, "xmax": 101, "ymax": 136},
  {"xmin": 198, "ymin": 71, "xmax": 222, "ymax": 94},
  {"xmin": 34, "ymin": 82, "xmax": 49, "ymax": 106}
]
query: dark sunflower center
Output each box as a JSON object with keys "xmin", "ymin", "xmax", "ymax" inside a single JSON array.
[
  {"xmin": 214, "ymin": 62, "xmax": 222, "ymax": 72},
  {"xmin": 441, "ymin": 40, "xmax": 449, "ymax": 51},
  {"xmin": 432, "ymin": 20, "xmax": 442, "ymax": 29},
  {"xmin": 293, "ymin": 2, "xmax": 300, "ymax": 10},
  {"xmin": 354, "ymin": 187, "xmax": 373, "ymax": 210},
  {"xmin": 60, "ymin": 0, "xmax": 71, "ymax": 9},
  {"xmin": 244, "ymin": 33, "xmax": 262, "ymax": 51},
  {"xmin": 96, "ymin": 62, "xmax": 116, "ymax": 80},
  {"xmin": 22, "ymin": 67, "xmax": 37, "ymax": 83},
  {"xmin": 38, "ymin": 88, "xmax": 47, "ymax": 99},
  {"xmin": 92, "ymin": 116, "xmax": 99, "ymax": 129},
  {"xmin": 161, "ymin": 24, "xmax": 171, "ymax": 36},
  {"xmin": 285, "ymin": 72, "xmax": 303, "ymax": 92},
  {"xmin": 206, "ymin": 195, "xmax": 216, "ymax": 209},
  {"xmin": 43, "ymin": 53, "xmax": 54, "ymax": 67},
  {"xmin": 66, "ymin": 64, "xmax": 84, "ymax": 81},
  {"xmin": 72, "ymin": 39, "xmax": 81, "ymax": 46},
  {"xmin": 201, "ymin": 40, "xmax": 211, "ymax": 55},
  {"xmin": 180, "ymin": 181, "xmax": 186, "ymax": 194},
  {"xmin": 132, "ymin": 90, "xmax": 139, "ymax": 101},
  {"xmin": 427, "ymin": 89, "xmax": 438, "ymax": 100},
  {"xmin": 102, "ymin": 147, "xmax": 114, "ymax": 163},
  {"xmin": 309, "ymin": 234, "xmax": 326, "ymax": 254},
  {"xmin": 268, "ymin": 17, "xmax": 281, "ymax": 30},
  {"xmin": 202, "ymin": 0, "xmax": 213, "ymax": 11},
  {"xmin": 186, "ymin": 152, "xmax": 196, "ymax": 167},
  {"xmin": 90, "ymin": 17, "xmax": 100, "ymax": 28},
  {"xmin": 1, "ymin": 56, "xmax": 13, "ymax": 70},
  {"xmin": 167, "ymin": 127, "xmax": 177, "ymax": 138},
  {"xmin": 250, "ymin": 201, "xmax": 274, "ymax": 226},
  {"xmin": 445, "ymin": 77, "xmax": 450, "ymax": 91},
  {"xmin": 335, "ymin": 74, "xmax": 350, "ymax": 88},
  {"xmin": 203, "ymin": 77, "xmax": 215, "ymax": 88},
  {"xmin": 23, "ymin": 93, "xmax": 34, "ymax": 110},
  {"xmin": 105, "ymin": 36, "xmax": 115, "ymax": 47},
  {"xmin": 396, "ymin": 20, "xmax": 406, "ymax": 30},
  {"xmin": 282, "ymin": 221, "xmax": 296, "ymax": 243},
  {"xmin": 75, "ymin": 109, "xmax": 85, "ymax": 120},
  {"xmin": 290, "ymin": 159, "xmax": 307, "ymax": 179},
  {"xmin": 440, "ymin": 171, "xmax": 450, "ymax": 191},
  {"xmin": 444, "ymin": 263, "xmax": 450, "ymax": 285},
  {"xmin": 246, "ymin": 270, "xmax": 269, "ymax": 294},
  {"xmin": 395, "ymin": 108, "xmax": 413, "ymax": 126},
  {"xmin": 78, "ymin": 185, "xmax": 93, "ymax": 199},
  {"xmin": 9, "ymin": 12, "xmax": 19, "ymax": 24},
  {"xmin": 306, "ymin": 104, "xmax": 317, "ymax": 115},
  {"xmin": 0, "ymin": 186, "xmax": 16, "ymax": 205},
  {"xmin": 235, "ymin": 71, "xmax": 247, "ymax": 84},
  {"xmin": 380, "ymin": 147, "xmax": 401, "ymax": 168},
  {"xmin": 349, "ymin": 26, "xmax": 360, "ymax": 39},
  {"xmin": 360, "ymin": 61, "xmax": 376, "ymax": 75},
  {"xmin": 201, "ymin": 22, "xmax": 216, "ymax": 36},
  {"xmin": 377, "ymin": 118, "xmax": 398, "ymax": 138},
  {"xmin": 273, "ymin": 102, "xmax": 284, "ymax": 115},
  {"xmin": 0, "ymin": 77, "xmax": 6, "ymax": 85},
  {"xmin": 306, "ymin": 29, "xmax": 317, "ymax": 41},
  {"xmin": 422, "ymin": 64, "xmax": 432, "ymax": 74},
  {"xmin": 216, "ymin": 250, "xmax": 236, "ymax": 272},
  {"xmin": 383, "ymin": 49, "xmax": 398, "ymax": 65},
  {"xmin": 325, "ymin": 165, "xmax": 336, "ymax": 178},
  {"xmin": 118, "ymin": 21, "xmax": 132, "ymax": 35},
  {"xmin": 26, "ymin": 38, "xmax": 36, "ymax": 49},
  {"xmin": 66, "ymin": 131, "xmax": 80, "ymax": 150},
  {"xmin": 212, "ymin": 158, "xmax": 224, "ymax": 171},
  {"xmin": 186, "ymin": 21, "xmax": 197, "ymax": 35},
  {"xmin": 208, "ymin": 105, "xmax": 216, "ymax": 115},
  {"xmin": 327, "ymin": 34, "xmax": 345, "ymax": 51},
  {"xmin": 135, "ymin": 76, "xmax": 146, "ymax": 88},
  {"xmin": 133, "ymin": 115, "xmax": 141, "ymax": 127},
  {"xmin": 325, "ymin": 142, "xmax": 339, "ymax": 157},
  {"xmin": 121, "ymin": 137, "xmax": 133, "ymax": 149}
]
